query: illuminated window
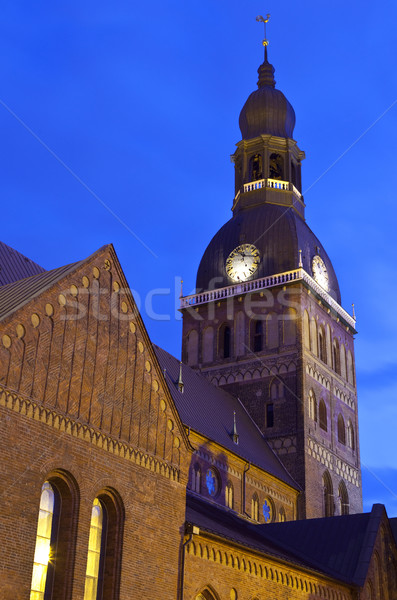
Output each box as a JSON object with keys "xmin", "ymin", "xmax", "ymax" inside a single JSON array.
[
  {"xmin": 251, "ymin": 494, "xmax": 259, "ymax": 521},
  {"xmin": 30, "ymin": 482, "xmax": 56, "ymax": 600},
  {"xmin": 225, "ymin": 482, "xmax": 233, "ymax": 509},
  {"xmin": 84, "ymin": 499, "xmax": 105, "ymax": 600}
]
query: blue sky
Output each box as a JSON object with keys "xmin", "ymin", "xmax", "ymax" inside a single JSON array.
[{"xmin": 1, "ymin": 2, "xmax": 396, "ymax": 515}]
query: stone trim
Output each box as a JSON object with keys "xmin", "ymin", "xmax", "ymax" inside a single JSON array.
[{"xmin": 0, "ymin": 385, "xmax": 180, "ymax": 482}]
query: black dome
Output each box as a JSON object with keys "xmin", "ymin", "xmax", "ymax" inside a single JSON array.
[
  {"xmin": 196, "ymin": 204, "xmax": 341, "ymax": 304},
  {"xmin": 239, "ymin": 59, "xmax": 296, "ymax": 140}
]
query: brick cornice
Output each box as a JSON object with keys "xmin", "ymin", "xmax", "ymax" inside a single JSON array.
[{"xmin": 0, "ymin": 384, "xmax": 181, "ymax": 482}]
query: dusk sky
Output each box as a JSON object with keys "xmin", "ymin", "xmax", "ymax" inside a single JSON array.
[{"xmin": 1, "ymin": 2, "xmax": 396, "ymax": 516}]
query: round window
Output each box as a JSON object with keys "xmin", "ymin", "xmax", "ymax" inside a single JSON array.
[
  {"xmin": 262, "ymin": 498, "xmax": 273, "ymax": 523},
  {"xmin": 205, "ymin": 468, "xmax": 219, "ymax": 497}
]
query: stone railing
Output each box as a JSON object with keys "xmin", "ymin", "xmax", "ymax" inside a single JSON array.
[
  {"xmin": 180, "ymin": 268, "xmax": 356, "ymax": 329},
  {"xmin": 242, "ymin": 178, "xmax": 302, "ymax": 199}
]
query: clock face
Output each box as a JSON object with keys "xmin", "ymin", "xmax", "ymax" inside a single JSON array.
[
  {"xmin": 225, "ymin": 244, "xmax": 260, "ymax": 282},
  {"xmin": 312, "ymin": 255, "xmax": 329, "ymax": 291}
]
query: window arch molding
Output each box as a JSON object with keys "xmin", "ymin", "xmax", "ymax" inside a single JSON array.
[
  {"xmin": 30, "ymin": 469, "xmax": 79, "ymax": 600},
  {"xmin": 195, "ymin": 585, "xmax": 221, "ymax": 600},
  {"xmin": 84, "ymin": 487, "xmax": 124, "ymax": 600}
]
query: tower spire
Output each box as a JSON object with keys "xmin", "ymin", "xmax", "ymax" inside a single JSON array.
[{"xmin": 256, "ymin": 14, "xmax": 271, "ymax": 61}]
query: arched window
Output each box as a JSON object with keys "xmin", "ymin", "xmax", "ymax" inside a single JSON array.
[
  {"xmin": 83, "ymin": 490, "xmax": 124, "ymax": 600},
  {"xmin": 326, "ymin": 324, "xmax": 332, "ymax": 365},
  {"xmin": 202, "ymin": 327, "xmax": 214, "ymax": 363},
  {"xmin": 318, "ymin": 326, "xmax": 326, "ymax": 362},
  {"xmin": 219, "ymin": 324, "xmax": 231, "ymax": 359},
  {"xmin": 279, "ymin": 507, "xmax": 286, "ymax": 522},
  {"xmin": 225, "ymin": 482, "xmax": 233, "ymax": 509},
  {"xmin": 269, "ymin": 153, "xmax": 284, "ymax": 180},
  {"xmin": 338, "ymin": 481, "xmax": 349, "ymax": 515},
  {"xmin": 30, "ymin": 482, "xmax": 57, "ymax": 599},
  {"xmin": 347, "ymin": 350, "xmax": 355, "ymax": 385},
  {"xmin": 283, "ymin": 308, "xmax": 296, "ymax": 345},
  {"xmin": 319, "ymin": 399, "xmax": 327, "ymax": 431},
  {"xmin": 303, "ymin": 310, "xmax": 310, "ymax": 350},
  {"xmin": 30, "ymin": 472, "xmax": 78, "ymax": 600},
  {"xmin": 187, "ymin": 329, "xmax": 199, "ymax": 366},
  {"xmin": 340, "ymin": 344, "xmax": 347, "ymax": 379},
  {"xmin": 235, "ymin": 311, "xmax": 245, "ymax": 356},
  {"xmin": 196, "ymin": 588, "xmax": 219, "ymax": 600},
  {"xmin": 347, "ymin": 420, "xmax": 355, "ymax": 451},
  {"xmin": 249, "ymin": 153, "xmax": 262, "ymax": 181},
  {"xmin": 191, "ymin": 464, "xmax": 201, "ymax": 493},
  {"xmin": 333, "ymin": 339, "xmax": 340, "ymax": 375},
  {"xmin": 338, "ymin": 414, "xmax": 346, "ymax": 445},
  {"xmin": 308, "ymin": 389, "xmax": 317, "ymax": 421},
  {"xmin": 270, "ymin": 380, "xmax": 278, "ymax": 400},
  {"xmin": 266, "ymin": 403, "xmax": 274, "ymax": 428},
  {"xmin": 322, "ymin": 471, "xmax": 334, "ymax": 517},
  {"xmin": 310, "ymin": 318, "xmax": 318, "ymax": 356},
  {"xmin": 266, "ymin": 313, "xmax": 279, "ymax": 349},
  {"xmin": 252, "ymin": 319, "xmax": 263, "ymax": 352},
  {"xmin": 251, "ymin": 494, "xmax": 259, "ymax": 521}
]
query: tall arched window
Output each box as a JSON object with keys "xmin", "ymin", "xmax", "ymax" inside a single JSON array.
[
  {"xmin": 30, "ymin": 472, "xmax": 78, "ymax": 600},
  {"xmin": 279, "ymin": 507, "xmax": 286, "ymax": 522},
  {"xmin": 83, "ymin": 490, "xmax": 124, "ymax": 600},
  {"xmin": 303, "ymin": 310, "xmax": 310, "ymax": 350},
  {"xmin": 338, "ymin": 481, "xmax": 349, "ymax": 515},
  {"xmin": 202, "ymin": 327, "xmax": 214, "ymax": 363},
  {"xmin": 267, "ymin": 313, "xmax": 279, "ymax": 349},
  {"xmin": 310, "ymin": 318, "xmax": 318, "ymax": 356},
  {"xmin": 326, "ymin": 324, "xmax": 332, "ymax": 365},
  {"xmin": 191, "ymin": 464, "xmax": 201, "ymax": 493},
  {"xmin": 283, "ymin": 308, "xmax": 296, "ymax": 345},
  {"xmin": 269, "ymin": 153, "xmax": 284, "ymax": 180},
  {"xmin": 347, "ymin": 350, "xmax": 355, "ymax": 385},
  {"xmin": 187, "ymin": 330, "xmax": 199, "ymax": 366},
  {"xmin": 308, "ymin": 389, "xmax": 317, "ymax": 421},
  {"xmin": 196, "ymin": 588, "xmax": 219, "ymax": 600},
  {"xmin": 322, "ymin": 471, "xmax": 334, "ymax": 517},
  {"xmin": 338, "ymin": 414, "xmax": 346, "ymax": 445},
  {"xmin": 319, "ymin": 399, "xmax": 327, "ymax": 431},
  {"xmin": 249, "ymin": 153, "xmax": 262, "ymax": 181},
  {"xmin": 347, "ymin": 420, "xmax": 355, "ymax": 451},
  {"xmin": 333, "ymin": 339, "xmax": 340, "ymax": 375},
  {"xmin": 340, "ymin": 344, "xmax": 347, "ymax": 380},
  {"xmin": 251, "ymin": 494, "xmax": 259, "ymax": 521},
  {"xmin": 253, "ymin": 319, "xmax": 263, "ymax": 352},
  {"xmin": 30, "ymin": 482, "xmax": 57, "ymax": 600},
  {"xmin": 318, "ymin": 326, "xmax": 326, "ymax": 362},
  {"xmin": 225, "ymin": 482, "xmax": 233, "ymax": 509},
  {"xmin": 219, "ymin": 324, "xmax": 231, "ymax": 359},
  {"xmin": 235, "ymin": 311, "xmax": 245, "ymax": 356}
]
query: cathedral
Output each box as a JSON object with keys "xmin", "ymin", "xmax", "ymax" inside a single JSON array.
[{"xmin": 0, "ymin": 27, "xmax": 397, "ymax": 600}]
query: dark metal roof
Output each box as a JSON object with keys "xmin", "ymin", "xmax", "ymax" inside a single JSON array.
[
  {"xmin": 187, "ymin": 494, "xmax": 387, "ymax": 586},
  {"xmin": 153, "ymin": 345, "xmax": 299, "ymax": 490},
  {"xmin": 0, "ymin": 260, "xmax": 86, "ymax": 322},
  {"xmin": 239, "ymin": 59, "xmax": 296, "ymax": 140},
  {"xmin": 0, "ymin": 241, "xmax": 45, "ymax": 286},
  {"xmin": 196, "ymin": 202, "xmax": 341, "ymax": 304}
]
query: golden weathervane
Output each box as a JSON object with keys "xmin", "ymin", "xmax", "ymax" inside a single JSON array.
[{"xmin": 256, "ymin": 13, "xmax": 271, "ymax": 53}]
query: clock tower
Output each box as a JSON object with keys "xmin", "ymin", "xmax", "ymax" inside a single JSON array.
[{"xmin": 180, "ymin": 45, "xmax": 362, "ymax": 519}]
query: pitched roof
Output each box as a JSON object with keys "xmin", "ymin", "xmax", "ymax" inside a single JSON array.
[
  {"xmin": 186, "ymin": 494, "xmax": 387, "ymax": 586},
  {"xmin": 0, "ymin": 257, "xmax": 91, "ymax": 322},
  {"xmin": 0, "ymin": 241, "xmax": 45, "ymax": 286},
  {"xmin": 153, "ymin": 345, "xmax": 299, "ymax": 490}
]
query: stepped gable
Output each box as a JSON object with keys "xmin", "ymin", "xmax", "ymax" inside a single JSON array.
[
  {"xmin": 0, "ymin": 241, "xmax": 45, "ymax": 286},
  {"xmin": 154, "ymin": 344, "xmax": 299, "ymax": 489}
]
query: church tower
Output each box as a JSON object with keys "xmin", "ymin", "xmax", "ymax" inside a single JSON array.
[{"xmin": 180, "ymin": 36, "xmax": 362, "ymax": 519}]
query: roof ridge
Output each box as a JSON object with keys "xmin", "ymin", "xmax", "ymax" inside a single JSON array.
[{"xmin": 352, "ymin": 503, "xmax": 386, "ymax": 586}]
